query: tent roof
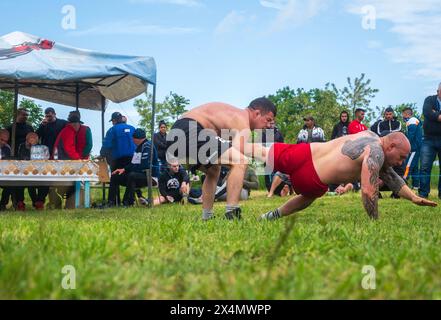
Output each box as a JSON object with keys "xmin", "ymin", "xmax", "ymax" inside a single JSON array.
[{"xmin": 0, "ymin": 31, "xmax": 156, "ymax": 110}]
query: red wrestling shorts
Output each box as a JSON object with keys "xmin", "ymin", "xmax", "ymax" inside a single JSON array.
[{"xmin": 268, "ymin": 143, "xmax": 328, "ymax": 198}]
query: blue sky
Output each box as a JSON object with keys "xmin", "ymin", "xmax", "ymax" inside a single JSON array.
[{"xmin": 1, "ymin": 0, "xmax": 441, "ymax": 153}]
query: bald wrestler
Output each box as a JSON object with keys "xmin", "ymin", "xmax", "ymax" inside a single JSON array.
[
  {"xmin": 167, "ymin": 97, "xmax": 276, "ymax": 220},
  {"xmin": 260, "ymin": 131, "xmax": 437, "ymax": 220}
]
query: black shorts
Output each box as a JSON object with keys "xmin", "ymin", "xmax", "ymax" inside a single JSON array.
[{"xmin": 166, "ymin": 118, "xmax": 232, "ymax": 168}]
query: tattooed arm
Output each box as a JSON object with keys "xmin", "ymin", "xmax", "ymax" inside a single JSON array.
[
  {"xmin": 380, "ymin": 167, "xmax": 438, "ymax": 207},
  {"xmin": 360, "ymin": 143, "xmax": 385, "ymax": 219},
  {"xmin": 379, "ymin": 167, "xmax": 405, "ymax": 194}
]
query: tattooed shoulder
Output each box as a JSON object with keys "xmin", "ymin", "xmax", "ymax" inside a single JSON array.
[{"xmin": 341, "ymin": 135, "xmax": 382, "ymax": 161}]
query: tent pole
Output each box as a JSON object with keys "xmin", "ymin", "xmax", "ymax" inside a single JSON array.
[
  {"xmin": 75, "ymin": 82, "xmax": 79, "ymax": 111},
  {"xmin": 147, "ymin": 84, "xmax": 156, "ymax": 208},
  {"xmin": 101, "ymin": 95, "xmax": 106, "ymax": 202},
  {"xmin": 11, "ymin": 81, "xmax": 19, "ymax": 157}
]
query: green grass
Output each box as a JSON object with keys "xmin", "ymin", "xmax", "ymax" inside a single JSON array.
[{"xmin": 0, "ymin": 190, "xmax": 441, "ymax": 299}]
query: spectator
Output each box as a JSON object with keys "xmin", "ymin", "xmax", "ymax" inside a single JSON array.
[
  {"xmin": 153, "ymin": 120, "xmax": 168, "ymax": 172},
  {"xmin": 0, "ymin": 129, "xmax": 11, "ymax": 159},
  {"xmin": 419, "ymin": 83, "xmax": 441, "ymax": 199},
  {"xmin": 36, "ymin": 107, "xmax": 66, "ymax": 209},
  {"xmin": 101, "ymin": 112, "xmax": 136, "ymax": 170},
  {"xmin": 331, "ymin": 111, "xmax": 350, "ymax": 139},
  {"xmin": 267, "ymin": 172, "xmax": 293, "ymax": 198},
  {"xmin": 261, "ymin": 120, "xmax": 284, "ymax": 192},
  {"xmin": 297, "ymin": 116, "xmax": 325, "ymax": 143},
  {"xmin": 261, "ymin": 120, "xmax": 284, "ymax": 145},
  {"xmin": 334, "ymin": 183, "xmax": 354, "ymax": 195},
  {"xmin": 7, "ymin": 108, "xmax": 34, "ymax": 156},
  {"xmin": 108, "ymin": 128, "xmax": 159, "ymax": 207},
  {"xmin": 402, "ymin": 107, "xmax": 423, "ymax": 190},
  {"xmin": 155, "ymin": 158, "xmax": 190, "ymax": 205},
  {"xmin": 348, "ymin": 108, "xmax": 368, "ymax": 134},
  {"xmin": 2, "ymin": 109, "xmax": 34, "ymax": 210},
  {"xmin": 51, "ymin": 111, "xmax": 93, "ymax": 209},
  {"xmin": 52, "ymin": 111, "xmax": 92, "ymax": 160},
  {"xmin": 370, "ymin": 107, "xmax": 402, "ymax": 136},
  {"xmin": 215, "ymin": 166, "xmax": 259, "ymax": 201},
  {"xmin": 15, "ymin": 132, "xmax": 49, "ymax": 210},
  {"xmin": 36, "ymin": 107, "xmax": 67, "ymax": 155},
  {"xmin": 0, "ymin": 129, "xmax": 11, "ymax": 211}
]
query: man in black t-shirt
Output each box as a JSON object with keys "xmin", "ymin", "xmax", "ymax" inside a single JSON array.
[{"xmin": 155, "ymin": 159, "xmax": 190, "ymax": 205}]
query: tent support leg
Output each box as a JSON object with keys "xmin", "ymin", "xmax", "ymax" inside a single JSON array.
[
  {"xmin": 75, "ymin": 82, "xmax": 79, "ymax": 111},
  {"xmin": 11, "ymin": 81, "xmax": 19, "ymax": 157},
  {"xmin": 147, "ymin": 85, "xmax": 156, "ymax": 208},
  {"xmin": 101, "ymin": 96, "xmax": 106, "ymax": 202}
]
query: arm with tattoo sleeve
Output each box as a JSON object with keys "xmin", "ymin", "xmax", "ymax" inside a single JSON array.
[
  {"xmin": 381, "ymin": 167, "xmax": 438, "ymax": 207},
  {"xmin": 360, "ymin": 144, "xmax": 384, "ymax": 219},
  {"xmin": 379, "ymin": 167, "xmax": 406, "ymax": 194}
]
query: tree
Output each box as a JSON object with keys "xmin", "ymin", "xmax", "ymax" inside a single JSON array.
[
  {"xmin": 0, "ymin": 90, "xmax": 44, "ymax": 128},
  {"xmin": 267, "ymin": 86, "xmax": 344, "ymax": 143},
  {"xmin": 162, "ymin": 92, "xmax": 190, "ymax": 123},
  {"xmin": 134, "ymin": 93, "xmax": 165, "ymax": 138},
  {"xmin": 327, "ymin": 73, "xmax": 379, "ymax": 123},
  {"xmin": 135, "ymin": 91, "xmax": 190, "ymax": 136}
]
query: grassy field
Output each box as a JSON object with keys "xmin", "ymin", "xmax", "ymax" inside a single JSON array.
[{"xmin": 0, "ymin": 188, "xmax": 441, "ymax": 300}]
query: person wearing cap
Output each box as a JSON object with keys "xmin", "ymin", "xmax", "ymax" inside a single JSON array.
[
  {"xmin": 297, "ymin": 116, "xmax": 325, "ymax": 144},
  {"xmin": 107, "ymin": 128, "xmax": 159, "ymax": 207},
  {"xmin": 52, "ymin": 111, "xmax": 92, "ymax": 161},
  {"xmin": 50, "ymin": 111, "xmax": 93, "ymax": 209},
  {"xmin": 36, "ymin": 107, "xmax": 68, "ymax": 156},
  {"xmin": 348, "ymin": 108, "xmax": 368, "ymax": 134},
  {"xmin": 100, "ymin": 112, "xmax": 136, "ymax": 171}
]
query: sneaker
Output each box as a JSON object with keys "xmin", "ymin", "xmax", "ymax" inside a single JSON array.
[
  {"xmin": 188, "ymin": 197, "xmax": 203, "ymax": 205},
  {"xmin": 16, "ymin": 201, "xmax": 26, "ymax": 211},
  {"xmin": 34, "ymin": 201, "xmax": 44, "ymax": 210},
  {"xmin": 202, "ymin": 212, "xmax": 215, "ymax": 221},
  {"xmin": 225, "ymin": 207, "xmax": 242, "ymax": 220},
  {"xmin": 138, "ymin": 197, "xmax": 149, "ymax": 206}
]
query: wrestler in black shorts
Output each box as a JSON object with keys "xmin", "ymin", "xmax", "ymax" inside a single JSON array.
[{"xmin": 166, "ymin": 118, "xmax": 232, "ymax": 169}]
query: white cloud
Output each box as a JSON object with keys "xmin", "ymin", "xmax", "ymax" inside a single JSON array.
[
  {"xmin": 129, "ymin": 0, "xmax": 202, "ymax": 6},
  {"xmin": 214, "ymin": 11, "xmax": 248, "ymax": 35},
  {"xmin": 70, "ymin": 20, "xmax": 200, "ymax": 36},
  {"xmin": 260, "ymin": 0, "xmax": 287, "ymax": 10},
  {"xmin": 347, "ymin": 0, "xmax": 441, "ymax": 80},
  {"xmin": 260, "ymin": 0, "xmax": 330, "ymax": 31}
]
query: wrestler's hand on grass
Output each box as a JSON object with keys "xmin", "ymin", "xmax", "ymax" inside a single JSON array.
[
  {"xmin": 412, "ymin": 195, "xmax": 438, "ymax": 207},
  {"xmin": 112, "ymin": 168, "xmax": 125, "ymax": 175}
]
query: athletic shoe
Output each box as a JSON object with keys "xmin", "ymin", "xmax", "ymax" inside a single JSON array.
[
  {"xmin": 138, "ymin": 197, "xmax": 149, "ymax": 206},
  {"xmin": 16, "ymin": 201, "xmax": 26, "ymax": 211},
  {"xmin": 225, "ymin": 207, "xmax": 242, "ymax": 220},
  {"xmin": 188, "ymin": 197, "xmax": 203, "ymax": 205},
  {"xmin": 34, "ymin": 201, "xmax": 44, "ymax": 210}
]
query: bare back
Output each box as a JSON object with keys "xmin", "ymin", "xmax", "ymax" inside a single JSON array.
[
  {"xmin": 311, "ymin": 131, "xmax": 382, "ymax": 185},
  {"xmin": 182, "ymin": 102, "xmax": 250, "ymax": 135}
]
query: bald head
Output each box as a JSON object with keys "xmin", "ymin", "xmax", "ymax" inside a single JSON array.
[{"xmin": 381, "ymin": 132, "xmax": 410, "ymax": 167}]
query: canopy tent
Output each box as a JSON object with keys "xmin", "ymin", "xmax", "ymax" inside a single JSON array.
[{"xmin": 0, "ymin": 31, "xmax": 158, "ymax": 206}]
